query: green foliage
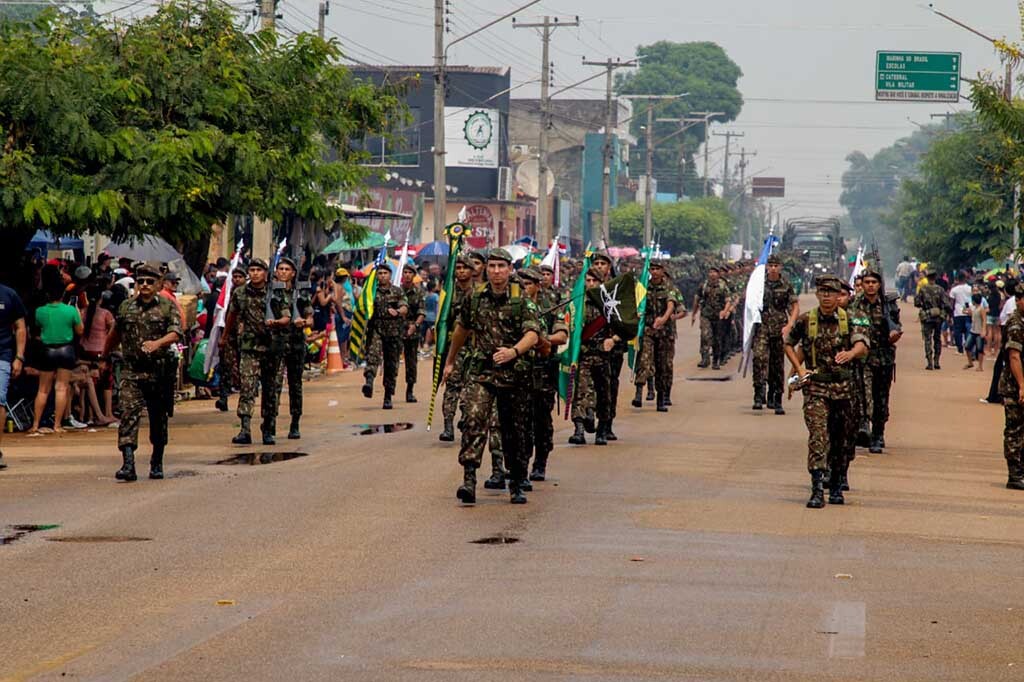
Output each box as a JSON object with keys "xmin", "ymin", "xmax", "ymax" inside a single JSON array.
[
  {"xmin": 891, "ymin": 115, "xmax": 1016, "ymax": 269},
  {"xmin": 615, "ymin": 41, "xmax": 743, "ymax": 197},
  {"xmin": 608, "ymin": 198, "xmax": 733, "ymax": 254},
  {"xmin": 0, "ymin": 2, "xmax": 405, "ymax": 263}
]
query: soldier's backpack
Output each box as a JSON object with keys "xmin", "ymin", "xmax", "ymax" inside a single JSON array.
[{"xmin": 806, "ymin": 307, "xmax": 849, "ymax": 370}]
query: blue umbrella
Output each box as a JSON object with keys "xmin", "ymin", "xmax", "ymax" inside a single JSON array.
[{"xmin": 417, "ymin": 241, "xmax": 450, "ymax": 257}]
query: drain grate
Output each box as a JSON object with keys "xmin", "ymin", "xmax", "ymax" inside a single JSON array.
[
  {"xmin": 214, "ymin": 452, "xmax": 308, "ymax": 465},
  {"xmin": 471, "ymin": 535, "xmax": 520, "ymax": 545},
  {"xmin": 48, "ymin": 536, "xmax": 151, "ymax": 543},
  {"xmin": 1, "ymin": 524, "xmax": 60, "ymax": 545},
  {"xmin": 354, "ymin": 423, "xmax": 414, "ymax": 436}
]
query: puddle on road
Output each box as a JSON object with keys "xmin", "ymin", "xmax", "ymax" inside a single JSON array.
[
  {"xmin": 685, "ymin": 375, "xmax": 733, "ymax": 382},
  {"xmin": 1, "ymin": 524, "xmax": 60, "ymax": 545},
  {"xmin": 354, "ymin": 423, "xmax": 414, "ymax": 436},
  {"xmin": 214, "ymin": 452, "xmax": 308, "ymax": 466},
  {"xmin": 48, "ymin": 536, "xmax": 151, "ymax": 543},
  {"xmin": 471, "ymin": 535, "xmax": 520, "ymax": 545}
]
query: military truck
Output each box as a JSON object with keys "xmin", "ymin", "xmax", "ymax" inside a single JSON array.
[{"xmin": 780, "ymin": 217, "xmax": 846, "ymax": 281}]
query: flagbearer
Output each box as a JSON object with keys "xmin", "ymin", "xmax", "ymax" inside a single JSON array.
[
  {"xmin": 439, "ymin": 255, "xmax": 475, "ymax": 442},
  {"xmin": 362, "ymin": 265, "xmax": 408, "ymax": 410},
  {"xmin": 400, "ymin": 263, "xmax": 425, "ymax": 403},
  {"xmin": 633, "ymin": 260, "xmax": 681, "ymax": 412},
  {"xmin": 275, "ymin": 257, "xmax": 313, "ymax": 440},
  {"xmin": 752, "ymin": 254, "xmax": 799, "ymax": 413},
  {"xmin": 569, "ymin": 269, "xmax": 615, "ymax": 445},
  {"xmin": 784, "ymin": 275, "xmax": 870, "ymax": 509}
]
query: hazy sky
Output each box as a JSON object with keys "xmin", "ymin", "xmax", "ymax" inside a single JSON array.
[{"xmin": 124, "ymin": 0, "xmax": 1021, "ymax": 221}]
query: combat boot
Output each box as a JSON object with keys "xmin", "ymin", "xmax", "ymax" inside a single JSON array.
[
  {"xmin": 288, "ymin": 417, "xmax": 301, "ymax": 440},
  {"xmin": 215, "ymin": 396, "xmax": 229, "ymax": 412},
  {"xmin": 509, "ymin": 481, "xmax": 527, "ymax": 504},
  {"xmin": 856, "ymin": 421, "xmax": 871, "ymax": 448},
  {"xmin": 631, "ymin": 385, "xmax": 644, "ymax": 408},
  {"xmin": 232, "ymin": 418, "xmax": 252, "ymax": 445},
  {"xmin": 646, "ymin": 379, "xmax": 655, "ymax": 402},
  {"xmin": 806, "ymin": 471, "xmax": 825, "ymax": 509},
  {"xmin": 656, "ymin": 393, "xmax": 668, "ymax": 413},
  {"xmin": 934, "ymin": 357, "xmax": 941, "ymax": 370},
  {"xmin": 665, "ymin": 387, "xmax": 673, "ymax": 407},
  {"xmin": 406, "ymin": 385, "xmax": 417, "ymax": 403},
  {"xmin": 361, "ymin": 377, "xmax": 373, "ymax": 398},
  {"xmin": 698, "ymin": 352, "xmax": 710, "ymax": 369},
  {"xmin": 456, "ymin": 468, "xmax": 476, "ymax": 504},
  {"xmin": 519, "ymin": 478, "xmax": 534, "ymax": 492},
  {"xmin": 261, "ymin": 418, "xmax": 275, "ymax": 446},
  {"xmin": 925, "ymin": 360, "xmax": 934, "ymax": 370},
  {"xmin": 595, "ymin": 421, "xmax": 609, "ymax": 446},
  {"xmin": 583, "ymin": 410, "xmax": 596, "ymax": 434},
  {"xmin": 439, "ymin": 418, "xmax": 455, "ymax": 442},
  {"xmin": 148, "ymin": 444, "xmax": 164, "ymax": 480},
  {"xmin": 712, "ymin": 359, "xmax": 721, "ymax": 370},
  {"xmin": 115, "ymin": 446, "xmax": 137, "ymax": 482},
  {"xmin": 828, "ymin": 470, "xmax": 845, "ymax": 505},
  {"xmin": 869, "ymin": 430, "xmax": 883, "ymax": 454},
  {"xmin": 605, "ymin": 420, "xmax": 618, "ymax": 441},
  {"xmin": 529, "ymin": 466, "xmax": 546, "ymax": 481},
  {"xmin": 773, "ymin": 392, "xmax": 786, "ymax": 415},
  {"xmin": 753, "ymin": 388, "xmax": 765, "ymax": 410},
  {"xmin": 840, "ymin": 466, "xmax": 850, "ymax": 491},
  {"xmin": 382, "ymin": 392, "xmax": 393, "ymax": 410},
  {"xmin": 483, "ymin": 471, "xmax": 507, "ymax": 490},
  {"xmin": 568, "ymin": 419, "xmax": 586, "ymax": 445}
]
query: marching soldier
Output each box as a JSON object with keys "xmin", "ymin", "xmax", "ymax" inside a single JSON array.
[
  {"xmin": 784, "ymin": 275, "xmax": 870, "ymax": 508},
  {"xmin": 539, "ymin": 263, "xmax": 561, "ymax": 303},
  {"xmin": 915, "ymin": 269, "xmax": 950, "ymax": 370},
  {"xmin": 692, "ymin": 266, "xmax": 733, "ymax": 369},
  {"xmin": 633, "ymin": 260, "xmax": 678, "ymax": 412},
  {"xmin": 274, "ymin": 257, "xmax": 313, "ymax": 440},
  {"xmin": 590, "ymin": 250, "xmax": 627, "ymax": 439},
  {"xmin": 999, "ymin": 287, "xmax": 1024, "ymax": 489},
  {"xmin": 400, "ymin": 263, "xmax": 425, "ymax": 403},
  {"xmin": 223, "ymin": 258, "xmax": 290, "ymax": 445},
  {"xmin": 362, "ymin": 265, "xmax": 408, "ymax": 410},
  {"xmin": 102, "ymin": 262, "xmax": 182, "ymax": 481},
  {"xmin": 520, "ymin": 267, "xmax": 568, "ymax": 481},
  {"xmin": 443, "ymin": 248, "xmax": 541, "ymax": 505},
  {"xmin": 752, "ymin": 254, "xmax": 799, "ymax": 413},
  {"xmin": 569, "ymin": 268, "xmax": 616, "ymax": 445},
  {"xmin": 850, "ymin": 268, "xmax": 902, "ymax": 453}
]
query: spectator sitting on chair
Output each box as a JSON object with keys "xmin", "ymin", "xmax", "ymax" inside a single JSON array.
[{"xmin": 0, "ymin": 280, "xmax": 27, "ymax": 468}]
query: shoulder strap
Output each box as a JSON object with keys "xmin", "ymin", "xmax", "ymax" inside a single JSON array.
[{"xmin": 838, "ymin": 307, "xmax": 849, "ymax": 337}]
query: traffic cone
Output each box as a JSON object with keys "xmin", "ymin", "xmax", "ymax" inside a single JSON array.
[{"xmin": 326, "ymin": 328, "xmax": 344, "ymax": 375}]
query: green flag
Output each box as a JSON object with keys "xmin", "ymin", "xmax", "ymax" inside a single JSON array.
[
  {"xmin": 558, "ymin": 251, "xmax": 592, "ymax": 418},
  {"xmin": 628, "ymin": 246, "xmax": 653, "ymax": 370},
  {"xmin": 426, "ymin": 223, "xmax": 467, "ymax": 430}
]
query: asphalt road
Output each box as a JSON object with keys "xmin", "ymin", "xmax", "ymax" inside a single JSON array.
[{"xmin": 2, "ymin": 298, "xmax": 1023, "ymax": 681}]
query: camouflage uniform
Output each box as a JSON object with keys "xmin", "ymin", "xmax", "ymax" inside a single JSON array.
[
  {"xmin": 850, "ymin": 290, "xmax": 901, "ymax": 447},
  {"xmin": 116, "ymin": 295, "xmax": 182, "ymax": 451},
  {"xmin": 753, "ymin": 275, "xmax": 797, "ymax": 406},
  {"xmin": 634, "ymin": 278, "xmax": 681, "ymax": 406},
  {"xmin": 573, "ymin": 294, "xmax": 612, "ymax": 424},
  {"xmin": 999, "ymin": 308, "xmax": 1024, "ymax": 484},
  {"xmin": 456, "ymin": 282, "xmax": 541, "ymax": 491},
  {"xmin": 277, "ymin": 285, "xmax": 313, "ymax": 428},
  {"xmin": 530, "ymin": 286, "xmax": 568, "ymax": 476},
  {"xmin": 230, "ymin": 282, "xmax": 290, "ymax": 438},
  {"xmin": 915, "ymin": 279, "xmax": 951, "ymax": 368},
  {"xmin": 401, "ymin": 282, "xmax": 425, "ymax": 390},
  {"xmin": 364, "ymin": 283, "xmax": 407, "ymax": 397},
  {"xmin": 786, "ymin": 300, "xmax": 870, "ymax": 497},
  {"xmin": 698, "ymin": 278, "xmax": 731, "ymax": 366}
]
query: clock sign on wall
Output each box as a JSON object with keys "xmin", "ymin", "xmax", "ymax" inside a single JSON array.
[{"xmin": 463, "ymin": 111, "xmax": 494, "ymax": 151}]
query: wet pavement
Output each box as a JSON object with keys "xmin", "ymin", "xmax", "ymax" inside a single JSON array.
[{"xmin": 1, "ymin": 299, "xmax": 1022, "ymax": 680}]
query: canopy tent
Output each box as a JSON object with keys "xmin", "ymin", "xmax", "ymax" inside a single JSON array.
[
  {"xmin": 321, "ymin": 232, "xmax": 396, "ymax": 255},
  {"xmin": 326, "ymin": 201, "xmax": 413, "ymax": 221},
  {"xmin": 26, "ymin": 230, "xmax": 84, "ymax": 253},
  {"xmin": 101, "ymin": 236, "xmax": 203, "ymax": 295}
]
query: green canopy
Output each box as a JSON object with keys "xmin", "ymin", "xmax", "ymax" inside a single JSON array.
[{"xmin": 321, "ymin": 232, "xmax": 395, "ymax": 254}]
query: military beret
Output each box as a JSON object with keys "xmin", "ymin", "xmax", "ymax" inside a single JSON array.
[
  {"xmin": 815, "ymin": 275, "xmax": 844, "ymax": 292},
  {"xmin": 766, "ymin": 254, "xmax": 782, "ymax": 265},
  {"xmin": 861, "ymin": 269, "xmax": 882, "ymax": 281},
  {"xmin": 277, "ymin": 256, "xmax": 297, "ymax": 270},
  {"xmin": 539, "ymin": 263, "xmax": 554, "ymax": 274},
  {"xmin": 591, "ymin": 250, "xmax": 613, "ymax": 264},
  {"xmin": 248, "ymin": 258, "xmax": 269, "ymax": 271},
  {"xmin": 488, "ymin": 248, "xmax": 514, "ymax": 264},
  {"xmin": 517, "ymin": 267, "xmax": 542, "ymax": 283},
  {"xmin": 135, "ymin": 261, "xmax": 163, "ymax": 279}
]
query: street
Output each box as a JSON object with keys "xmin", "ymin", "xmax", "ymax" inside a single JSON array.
[{"xmin": 2, "ymin": 299, "xmax": 1022, "ymax": 682}]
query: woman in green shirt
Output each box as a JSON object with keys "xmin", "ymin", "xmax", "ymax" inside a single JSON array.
[{"xmin": 29, "ymin": 286, "xmax": 84, "ymax": 435}]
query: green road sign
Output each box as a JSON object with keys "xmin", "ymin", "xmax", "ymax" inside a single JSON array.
[{"xmin": 876, "ymin": 51, "xmax": 961, "ymax": 102}]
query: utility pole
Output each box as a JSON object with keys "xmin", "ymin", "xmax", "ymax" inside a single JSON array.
[
  {"xmin": 929, "ymin": 112, "xmax": 955, "ymax": 129},
  {"xmin": 658, "ymin": 113, "xmax": 723, "ymax": 199},
  {"xmin": 432, "ymin": 0, "xmax": 446, "ymax": 240},
  {"xmin": 736, "ymin": 148, "xmax": 756, "ymax": 252},
  {"xmin": 713, "ymin": 131, "xmax": 744, "ymax": 195},
  {"xmin": 582, "ymin": 57, "xmax": 637, "ymax": 248},
  {"xmin": 259, "ymin": 0, "xmax": 276, "ymax": 30},
  {"xmin": 514, "ymin": 16, "xmax": 579, "ymax": 247},
  {"xmin": 317, "ymin": 1, "xmax": 329, "ymax": 39}
]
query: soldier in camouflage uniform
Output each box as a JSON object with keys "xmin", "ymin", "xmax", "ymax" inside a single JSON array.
[
  {"xmin": 591, "ymin": 251, "xmax": 627, "ymax": 439},
  {"xmin": 692, "ymin": 266, "xmax": 733, "ymax": 369},
  {"xmin": 540, "ymin": 263, "xmax": 562, "ymax": 303},
  {"xmin": 632, "ymin": 260, "xmax": 679, "ymax": 412},
  {"xmin": 520, "ymin": 267, "xmax": 568, "ymax": 480},
  {"xmin": 274, "ymin": 257, "xmax": 313, "ymax": 440},
  {"xmin": 443, "ymin": 248, "xmax": 541, "ymax": 505},
  {"xmin": 224, "ymin": 258, "xmax": 291, "ymax": 446},
  {"xmin": 362, "ymin": 265, "xmax": 408, "ymax": 409},
  {"xmin": 849, "ymin": 269, "xmax": 902, "ymax": 453},
  {"xmin": 569, "ymin": 269, "xmax": 615, "ymax": 445},
  {"xmin": 400, "ymin": 263, "xmax": 425, "ymax": 403},
  {"xmin": 753, "ymin": 254, "xmax": 799, "ymax": 413},
  {"xmin": 915, "ymin": 269, "xmax": 951, "ymax": 370},
  {"xmin": 784, "ymin": 275, "xmax": 870, "ymax": 509},
  {"xmin": 102, "ymin": 262, "xmax": 183, "ymax": 482},
  {"xmin": 999, "ymin": 288, "xmax": 1024, "ymax": 489},
  {"xmin": 215, "ymin": 267, "xmax": 247, "ymax": 413}
]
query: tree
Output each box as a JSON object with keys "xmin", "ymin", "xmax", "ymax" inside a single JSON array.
[
  {"xmin": 890, "ymin": 116, "xmax": 1016, "ymax": 269},
  {"xmin": 615, "ymin": 41, "xmax": 743, "ymax": 199},
  {"xmin": 0, "ymin": 3, "xmax": 406, "ymax": 274},
  {"xmin": 608, "ymin": 198, "xmax": 733, "ymax": 254}
]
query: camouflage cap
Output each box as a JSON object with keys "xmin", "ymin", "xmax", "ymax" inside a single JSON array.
[
  {"xmin": 402, "ymin": 262, "xmax": 417, "ymax": 273},
  {"xmin": 232, "ymin": 266, "xmax": 247, "ymax": 277},
  {"xmin": 766, "ymin": 254, "xmax": 782, "ymax": 265},
  {"xmin": 453, "ymin": 254, "xmax": 474, "ymax": 268},
  {"xmin": 135, "ymin": 261, "xmax": 163, "ymax": 279},
  {"xmin": 538, "ymin": 263, "xmax": 554, "ymax": 273},
  {"xmin": 466, "ymin": 250, "xmax": 487, "ymax": 263},
  {"xmin": 815, "ymin": 274, "xmax": 844, "ymax": 292},
  {"xmin": 487, "ymin": 247, "xmax": 514, "ymax": 264},
  {"xmin": 861, "ymin": 268, "xmax": 882, "ymax": 281},
  {"xmin": 517, "ymin": 267, "xmax": 542, "ymax": 283},
  {"xmin": 591, "ymin": 250, "xmax": 613, "ymax": 264},
  {"xmin": 840, "ymin": 280, "xmax": 854, "ymax": 293},
  {"xmin": 248, "ymin": 258, "xmax": 269, "ymax": 271},
  {"xmin": 277, "ymin": 256, "xmax": 297, "ymax": 271},
  {"xmin": 649, "ymin": 260, "xmax": 665, "ymax": 270}
]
